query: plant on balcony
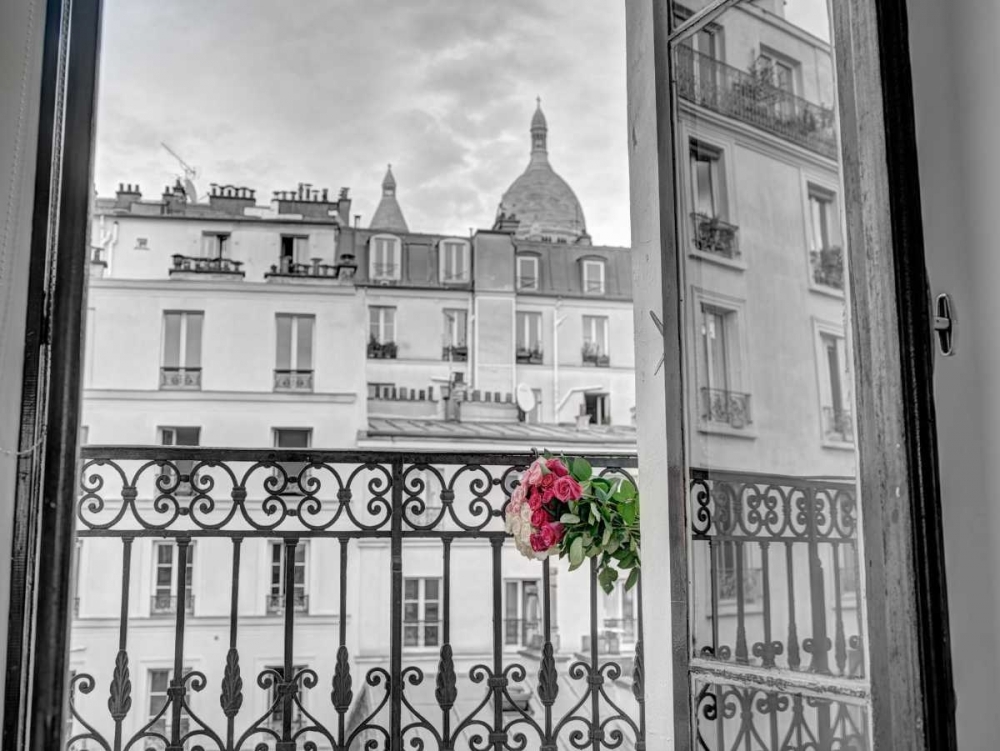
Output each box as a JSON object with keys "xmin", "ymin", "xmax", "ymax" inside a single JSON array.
[
  {"xmin": 691, "ymin": 213, "xmax": 740, "ymax": 258},
  {"xmin": 581, "ymin": 343, "xmax": 610, "ymax": 367},
  {"xmin": 367, "ymin": 335, "xmax": 397, "ymax": 359},
  {"xmin": 505, "ymin": 456, "xmax": 640, "ymax": 594},
  {"xmin": 516, "ymin": 346, "xmax": 543, "ymax": 364},
  {"xmin": 811, "ymin": 246, "xmax": 845, "ymax": 290}
]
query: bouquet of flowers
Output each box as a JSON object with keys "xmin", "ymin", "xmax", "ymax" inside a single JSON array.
[{"xmin": 505, "ymin": 454, "xmax": 640, "ymax": 593}]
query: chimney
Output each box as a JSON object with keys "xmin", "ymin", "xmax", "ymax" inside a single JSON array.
[
  {"xmin": 161, "ymin": 179, "xmax": 188, "ymax": 214},
  {"xmin": 115, "ymin": 182, "xmax": 141, "ymax": 209},
  {"xmin": 353, "ymin": 215, "xmax": 361, "ymax": 229},
  {"xmin": 337, "ymin": 187, "xmax": 352, "ymax": 224},
  {"xmin": 273, "ymin": 183, "xmax": 340, "ymax": 220},
  {"xmin": 208, "ymin": 184, "xmax": 257, "ymax": 216}
]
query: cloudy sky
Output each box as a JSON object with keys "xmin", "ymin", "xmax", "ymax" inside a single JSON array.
[{"xmin": 94, "ymin": 1, "xmax": 829, "ymax": 248}]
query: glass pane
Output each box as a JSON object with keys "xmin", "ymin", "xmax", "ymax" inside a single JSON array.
[
  {"xmin": 674, "ymin": 0, "xmax": 868, "ymax": 746},
  {"xmin": 275, "ymin": 315, "xmax": 292, "ymax": 370},
  {"xmin": 424, "ymin": 579, "xmax": 439, "ymax": 601},
  {"xmin": 296, "ymin": 316, "xmax": 313, "ymax": 370},
  {"xmin": 162, "ymin": 313, "xmax": 181, "ymax": 368},
  {"xmin": 185, "ymin": 313, "xmax": 203, "ymax": 368},
  {"xmin": 404, "ymin": 579, "xmax": 419, "ymax": 601}
]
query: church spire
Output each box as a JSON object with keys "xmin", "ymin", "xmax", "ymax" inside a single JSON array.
[
  {"xmin": 530, "ymin": 97, "xmax": 548, "ymax": 157},
  {"xmin": 370, "ymin": 163, "xmax": 408, "ymax": 232}
]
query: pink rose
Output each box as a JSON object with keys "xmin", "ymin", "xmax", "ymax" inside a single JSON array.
[
  {"xmin": 531, "ymin": 507, "xmax": 550, "ymax": 528},
  {"xmin": 540, "ymin": 473, "xmax": 555, "ymax": 490},
  {"xmin": 540, "ymin": 522, "xmax": 565, "ymax": 548},
  {"xmin": 527, "ymin": 489, "xmax": 543, "ymax": 511},
  {"xmin": 524, "ymin": 460, "xmax": 545, "ymax": 487},
  {"xmin": 546, "ymin": 458, "xmax": 569, "ymax": 477},
  {"xmin": 541, "ymin": 487, "xmax": 556, "ymax": 504},
  {"xmin": 508, "ymin": 484, "xmax": 525, "ymax": 513},
  {"xmin": 552, "ymin": 476, "xmax": 583, "ymax": 502},
  {"xmin": 529, "ymin": 532, "xmax": 549, "ymax": 553}
]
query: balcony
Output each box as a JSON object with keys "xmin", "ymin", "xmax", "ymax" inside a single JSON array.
[
  {"xmin": 700, "ymin": 387, "xmax": 752, "ymax": 429},
  {"xmin": 676, "ymin": 47, "xmax": 838, "ymax": 158},
  {"xmin": 273, "ymin": 369, "xmax": 314, "ymax": 392},
  {"xmin": 150, "ymin": 593, "xmax": 195, "ymax": 617},
  {"xmin": 367, "ymin": 338, "xmax": 398, "ymax": 359},
  {"xmin": 68, "ymin": 447, "xmax": 644, "ymax": 751},
  {"xmin": 169, "ymin": 254, "xmax": 245, "ymax": 279},
  {"xmin": 823, "ymin": 406, "xmax": 855, "ymax": 443},
  {"xmin": 516, "ymin": 346, "xmax": 543, "ymax": 364},
  {"xmin": 159, "ymin": 366, "xmax": 202, "ymax": 390},
  {"xmin": 265, "ymin": 592, "xmax": 310, "ymax": 615},
  {"xmin": 811, "ymin": 245, "xmax": 845, "ymax": 290},
  {"xmin": 265, "ymin": 258, "xmax": 354, "ymax": 284},
  {"xmin": 582, "ymin": 342, "xmax": 611, "ymax": 367},
  {"xmin": 691, "ymin": 212, "xmax": 740, "ymax": 259},
  {"xmin": 441, "ymin": 344, "xmax": 468, "ymax": 362}
]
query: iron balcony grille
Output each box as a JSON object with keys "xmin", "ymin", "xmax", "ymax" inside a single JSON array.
[
  {"xmin": 69, "ymin": 447, "xmax": 644, "ymax": 751},
  {"xmin": 367, "ymin": 338, "xmax": 398, "ymax": 359},
  {"xmin": 823, "ymin": 406, "xmax": 855, "ymax": 443},
  {"xmin": 676, "ymin": 46, "xmax": 839, "ymax": 158},
  {"xmin": 811, "ymin": 245, "xmax": 845, "ymax": 290},
  {"xmin": 691, "ymin": 212, "xmax": 740, "ymax": 258},
  {"xmin": 267, "ymin": 259, "xmax": 339, "ymax": 278},
  {"xmin": 442, "ymin": 344, "xmax": 468, "ymax": 362},
  {"xmin": 700, "ymin": 387, "xmax": 753, "ymax": 429},
  {"xmin": 150, "ymin": 594, "xmax": 195, "ymax": 617},
  {"xmin": 266, "ymin": 592, "xmax": 309, "ymax": 615},
  {"xmin": 169, "ymin": 254, "xmax": 245, "ymax": 276},
  {"xmin": 516, "ymin": 346, "xmax": 543, "ymax": 364},
  {"xmin": 273, "ymin": 369, "xmax": 314, "ymax": 392},
  {"xmin": 159, "ymin": 366, "xmax": 202, "ymax": 390}
]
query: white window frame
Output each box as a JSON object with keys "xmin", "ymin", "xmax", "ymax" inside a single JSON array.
[
  {"xmin": 515, "ymin": 311, "xmax": 543, "ymax": 357},
  {"xmin": 275, "ymin": 314, "xmax": 315, "ymax": 372},
  {"xmin": 280, "ymin": 234, "xmax": 310, "ymax": 267},
  {"xmin": 691, "ymin": 288, "xmax": 752, "ymax": 436},
  {"xmin": 201, "ymin": 231, "xmax": 230, "ymax": 259},
  {"xmin": 581, "ymin": 259, "xmax": 606, "ymax": 295},
  {"xmin": 264, "ymin": 662, "xmax": 307, "ymax": 730},
  {"xmin": 439, "ymin": 239, "xmax": 470, "ymax": 283},
  {"xmin": 268, "ymin": 541, "xmax": 309, "ymax": 613},
  {"xmin": 813, "ymin": 318, "xmax": 854, "ymax": 447},
  {"xmin": 758, "ymin": 47, "xmax": 799, "ymax": 95},
  {"xmin": 161, "ymin": 311, "xmax": 203, "ymax": 370},
  {"xmin": 151, "ymin": 541, "xmax": 194, "ymax": 615},
  {"xmin": 582, "ymin": 315, "xmax": 610, "ymax": 360},
  {"xmin": 516, "ymin": 255, "xmax": 539, "ymax": 291},
  {"xmin": 690, "ymin": 140, "xmax": 725, "ymax": 220},
  {"xmin": 370, "ymin": 234, "xmax": 401, "ymax": 280},
  {"xmin": 147, "ymin": 668, "xmax": 192, "ymax": 738},
  {"xmin": 369, "ymin": 306, "xmax": 396, "ymax": 344},
  {"xmin": 403, "ymin": 577, "xmax": 441, "ymax": 649},
  {"xmin": 159, "ymin": 426, "xmax": 200, "ymax": 496},
  {"xmin": 503, "ymin": 579, "xmax": 542, "ymax": 648}
]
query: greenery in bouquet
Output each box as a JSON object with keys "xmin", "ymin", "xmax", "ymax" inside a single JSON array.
[{"xmin": 504, "ymin": 454, "xmax": 640, "ymax": 593}]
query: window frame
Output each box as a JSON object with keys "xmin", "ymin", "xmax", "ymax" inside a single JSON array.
[
  {"xmin": 403, "ymin": 577, "xmax": 442, "ymax": 649},
  {"xmin": 691, "ymin": 289, "xmax": 753, "ymax": 436},
  {"xmin": 582, "ymin": 314, "xmax": 610, "ymax": 363},
  {"xmin": 161, "ymin": 310, "xmax": 204, "ymax": 370},
  {"xmin": 200, "ymin": 231, "xmax": 230, "ymax": 259},
  {"xmin": 369, "ymin": 234, "xmax": 402, "ymax": 281},
  {"xmin": 813, "ymin": 318, "xmax": 855, "ymax": 448},
  {"xmin": 581, "ymin": 258, "xmax": 607, "ymax": 295},
  {"xmin": 369, "ymin": 306, "xmax": 396, "ymax": 344},
  {"xmin": 279, "ymin": 234, "xmax": 310, "ymax": 269},
  {"xmin": 503, "ymin": 579, "xmax": 542, "ymax": 648},
  {"xmin": 439, "ymin": 238, "xmax": 470, "ymax": 284},
  {"xmin": 267, "ymin": 540, "xmax": 309, "ymax": 614},
  {"xmin": 275, "ymin": 313, "xmax": 315, "ymax": 373},
  {"xmin": 515, "ymin": 310, "xmax": 543, "ymax": 362},
  {"xmin": 264, "ymin": 662, "xmax": 307, "ymax": 731},
  {"xmin": 150, "ymin": 541, "xmax": 194, "ymax": 617},
  {"xmin": 516, "ymin": 254, "xmax": 540, "ymax": 291}
]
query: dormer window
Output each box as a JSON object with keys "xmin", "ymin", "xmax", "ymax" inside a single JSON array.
[
  {"xmin": 582, "ymin": 259, "xmax": 606, "ymax": 295},
  {"xmin": 517, "ymin": 255, "xmax": 539, "ymax": 291},
  {"xmin": 439, "ymin": 239, "xmax": 470, "ymax": 283},
  {"xmin": 370, "ymin": 235, "xmax": 401, "ymax": 281}
]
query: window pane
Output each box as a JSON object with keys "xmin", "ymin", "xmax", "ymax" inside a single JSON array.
[
  {"xmin": 163, "ymin": 313, "xmax": 181, "ymax": 368},
  {"xmin": 276, "ymin": 315, "xmax": 292, "ymax": 370},
  {"xmin": 404, "ymin": 603, "xmax": 419, "ymax": 621},
  {"xmin": 184, "ymin": 313, "xmax": 203, "ymax": 368},
  {"xmin": 425, "ymin": 579, "xmax": 439, "ymax": 600},
  {"xmin": 404, "ymin": 579, "xmax": 419, "ymax": 600},
  {"xmin": 296, "ymin": 317, "xmax": 313, "ymax": 370}
]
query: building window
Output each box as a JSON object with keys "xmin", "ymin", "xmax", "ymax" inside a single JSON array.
[
  {"xmin": 717, "ymin": 541, "xmax": 762, "ymax": 603},
  {"xmin": 758, "ymin": 50, "xmax": 797, "ymax": 94},
  {"xmin": 201, "ymin": 232, "xmax": 230, "ymax": 259},
  {"xmin": 159, "ymin": 427, "xmax": 200, "ymax": 496},
  {"xmin": 148, "ymin": 669, "xmax": 191, "ymax": 739},
  {"xmin": 268, "ymin": 542, "xmax": 309, "ymax": 614},
  {"xmin": 403, "ymin": 578, "xmax": 441, "ymax": 648},
  {"xmin": 367, "ymin": 382, "xmax": 396, "ymax": 399},
  {"xmin": 275, "ymin": 314, "xmax": 314, "ymax": 392},
  {"xmin": 602, "ymin": 585, "xmax": 638, "ymax": 649},
  {"xmin": 136, "ymin": 237, "xmax": 149, "ymax": 250},
  {"xmin": 504, "ymin": 580, "xmax": 541, "ymax": 647},
  {"xmin": 273, "ymin": 428, "xmax": 312, "ymax": 495},
  {"xmin": 368, "ymin": 306, "xmax": 397, "ymax": 359},
  {"xmin": 584, "ymin": 392, "xmax": 611, "ymax": 426},
  {"xmin": 439, "ymin": 239, "xmax": 470, "ymax": 283},
  {"xmin": 581, "ymin": 259, "xmax": 606, "ymax": 295},
  {"xmin": 516, "ymin": 311, "xmax": 543, "ymax": 364},
  {"xmin": 161, "ymin": 311, "xmax": 203, "ymax": 389},
  {"xmin": 442, "ymin": 309, "xmax": 468, "ymax": 361},
  {"xmin": 697, "ymin": 302, "xmax": 751, "ymax": 429},
  {"xmin": 279, "ymin": 235, "xmax": 310, "ymax": 272},
  {"xmin": 518, "ymin": 388, "xmax": 543, "ymax": 424},
  {"xmin": 809, "ymin": 186, "xmax": 844, "ymax": 290},
  {"xmin": 818, "ymin": 330, "xmax": 853, "ymax": 443},
  {"xmin": 517, "ymin": 255, "xmax": 539, "ymax": 291},
  {"xmin": 582, "ymin": 315, "xmax": 610, "ymax": 366},
  {"xmin": 370, "ymin": 235, "xmax": 401, "ymax": 280},
  {"xmin": 151, "ymin": 542, "xmax": 194, "ymax": 616},
  {"xmin": 689, "ymin": 141, "xmax": 738, "ymax": 259},
  {"xmin": 265, "ymin": 663, "xmax": 306, "ymax": 731}
]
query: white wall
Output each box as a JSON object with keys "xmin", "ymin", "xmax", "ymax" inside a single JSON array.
[
  {"xmin": 0, "ymin": 0, "xmax": 46, "ymax": 734},
  {"xmin": 906, "ymin": 0, "xmax": 1000, "ymax": 746}
]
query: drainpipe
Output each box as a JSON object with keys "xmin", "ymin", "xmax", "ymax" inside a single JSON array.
[{"xmin": 553, "ymin": 300, "xmax": 565, "ymax": 424}]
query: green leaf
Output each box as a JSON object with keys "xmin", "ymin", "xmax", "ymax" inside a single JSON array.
[
  {"xmin": 598, "ymin": 566, "xmax": 619, "ymax": 594},
  {"xmin": 602, "ymin": 526, "xmax": 612, "ymax": 547},
  {"xmin": 569, "ymin": 537, "xmax": 584, "ymax": 568},
  {"xmin": 620, "ymin": 502, "xmax": 637, "ymax": 526},
  {"xmin": 560, "ymin": 514, "xmax": 581, "ymax": 525},
  {"xmin": 571, "ymin": 457, "xmax": 592, "ymax": 482},
  {"xmin": 625, "ymin": 568, "xmax": 640, "ymax": 591},
  {"xmin": 614, "ymin": 479, "xmax": 637, "ymax": 502}
]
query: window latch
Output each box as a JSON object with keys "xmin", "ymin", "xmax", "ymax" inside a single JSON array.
[{"xmin": 934, "ymin": 293, "xmax": 955, "ymax": 356}]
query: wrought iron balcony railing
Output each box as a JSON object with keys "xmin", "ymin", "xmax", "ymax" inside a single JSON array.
[
  {"xmin": 266, "ymin": 259, "xmax": 340, "ymax": 279},
  {"xmin": 691, "ymin": 212, "xmax": 740, "ymax": 259},
  {"xmin": 273, "ymin": 369, "xmax": 314, "ymax": 392},
  {"xmin": 68, "ymin": 447, "xmax": 644, "ymax": 751},
  {"xmin": 367, "ymin": 339, "xmax": 398, "ymax": 359},
  {"xmin": 150, "ymin": 594, "xmax": 195, "ymax": 617},
  {"xmin": 676, "ymin": 46, "xmax": 839, "ymax": 158},
  {"xmin": 442, "ymin": 344, "xmax": 468, "ymax": 362},
  {"xmin": 582, "ymin": 343, "xmax": 611, "ymax": 367},
  {"xmin": 811, "ymin": 245, "xmax": 845, "ymax": 290},
  {"xmin": 516, "ymin": 346, "xmax": 543, "ymax": 364},
  {"xmin": 159, "ymin": 366, "xmax": 202, "ymax": 390},
  {"xmin": 823, "ymin": 406, "xmax": 855, "ymax": 443},
  {"xmin": 265, "ymin": 592, "xmax": 309, "ymax": 615},
  {"xmin": 700, "ymin": 387, "xmax": 752, "ymax": 429},
  {"xmin": 169, "ymin": 254, "xmax": 245, "ymax": 276}
]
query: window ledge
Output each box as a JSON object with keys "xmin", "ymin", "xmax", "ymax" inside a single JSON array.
[
  {"xmin": 808, "ymin": 281, "xmax": 846, "ymax": 299},
  {"xmin": 697, "ymin": 422, "xmax": 758, "ymax": 440},
  {"xmin": 688, "ymin": 247, "xmax": 747, "ymax": 271},
  {"xmin": 822, "ymin": 438, "xmax": 855, "ymax": 451}
]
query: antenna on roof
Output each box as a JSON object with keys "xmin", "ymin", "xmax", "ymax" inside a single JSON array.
[{"xmin": 161, "ymin": 142, "xmax": 199, "ymax": 203}]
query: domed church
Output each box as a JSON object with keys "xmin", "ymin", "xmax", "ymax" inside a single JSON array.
[{"xmin": 494, "ymin": 99, "xmax": 591, "ymax": 245}]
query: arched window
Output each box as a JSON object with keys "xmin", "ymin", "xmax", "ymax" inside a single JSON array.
[{"xmin": 369, "ymin": 234, "xmax": 401, "ymax": 281}]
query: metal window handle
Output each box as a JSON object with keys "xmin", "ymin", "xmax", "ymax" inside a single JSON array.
[{"xmin": 934, "ymin": 293, "xmax": 955, "ymax": 356}]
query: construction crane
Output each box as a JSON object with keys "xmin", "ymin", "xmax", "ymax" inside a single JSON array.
[{"xmin": 161, "ymin": 142, "xmax": 199, "ymax": 203}]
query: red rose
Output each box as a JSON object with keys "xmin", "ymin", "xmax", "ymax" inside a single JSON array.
[
  {"xmin": 540, "ymin": 522, "xmax": 565, "ymax": 548},
  {"xmin": 546, "ymin": 458, "xmax": 569, "ymax": 477},
  {"xmin": 541, "ymin": 487, "xmax": 555, "ymax": 503},
  {"xmin": 527, "ymin": 489, "xmax": 543, "ymax": 511},
  {"xmin": 540, "ymin": 473, "xmax": 556, "ymax": 490},
  {"xmin": 529, "ymin": 532, "xmax": 549, "ymax": 552},
  {"xmin": 531, "ymin": 507, "xmax": 550, "ymax": 527},
  {"xmin": 553, "ymin": 476, "xmax": 583, "ymax": 502}
]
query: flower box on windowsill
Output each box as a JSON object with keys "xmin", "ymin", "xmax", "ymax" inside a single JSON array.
[
  {"xmin": 582, "ymin": 346, "xmax": 610, "ymax": 367},
  {"xmin": 691, "ymin": 213, "xmax": 740, "ymax": 259},
  {"xmin": 368, "ymin": 339, "xmax": 398, "ymax": 359},
  {"xmin": 516, "ymin": 348, "xmax": 544, "ymax": 365},
  {"xmin": 810, "ymin": 246, "xmax": 845, "ymax": 292},
  {"xmin": 700, "ymin": 387, "xmax": 753, "ymax": 429}
]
